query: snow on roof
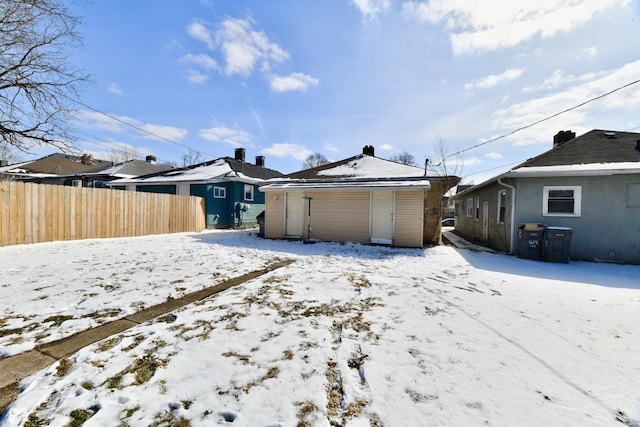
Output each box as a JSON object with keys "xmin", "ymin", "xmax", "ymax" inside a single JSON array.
[
  {"xmin": 507, "ymin": 162, "xmax": 640, "ymax": 177},
  {"xmin": 317, "ymin": 155, "xmax": 430, "ymax": 178},
  {"xmin": 113, "ymin": 159, "xmax": 234, "ymax": 184}
]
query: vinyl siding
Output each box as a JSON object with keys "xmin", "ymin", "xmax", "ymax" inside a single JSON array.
[
  {"xmin": 394, "ymin": 189, "xmax": 424, "ymax": 247},
  {"xmin": 264, "ymin": 191, "xmax": 285, "ymax": 239}
]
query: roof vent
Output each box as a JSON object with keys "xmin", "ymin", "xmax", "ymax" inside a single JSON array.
[
  {"xmin": 553, "ymin": 130, "xmax": 575, "ymax": 147},
  {"xmin": 146, "ymin": 154, "xmax": 157, "ymax": 164},
  {"xmin": 604, "ymin": 131, "xmax": 617, "ymax": 139},
  {"xmin": 80, "ymin": 154, "xmax": 92, "ymax": 165}
]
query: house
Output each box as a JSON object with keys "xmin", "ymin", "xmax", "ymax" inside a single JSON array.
[
  {"xmin": 0, "ymin": 153, "xmax": 173, "ymax": 187},
  {"xmin": 259, "ymin": 146, "xmax": 460, "ymax": 248},
  {"xmin": 453, "ymin": 129, "xmax": 640, "ymax": 264},
  {"xmin": 111, "ymin": 148, "xmax": 284, "ymax": 229}
]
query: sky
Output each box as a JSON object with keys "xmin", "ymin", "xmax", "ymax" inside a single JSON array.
[
  {"xmin": 2, "ymin": 230, "xmax": 640, "ymax": 426},
  {"xmin": 25, "ymin": 0, "xmax": 640, "ymax": 182}
]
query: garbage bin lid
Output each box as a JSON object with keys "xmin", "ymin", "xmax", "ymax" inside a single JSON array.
[
  {"xmin": 546, "ymin": 226, "xmax": 571, "ymax": 231},
  {"xmin": 523, "ymin": 223, "xmax": 545, "ymax": 231}
]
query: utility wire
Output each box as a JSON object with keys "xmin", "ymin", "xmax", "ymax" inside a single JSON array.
[
  {"xmin": 440, "ymin": 78, "xmax": 640, "ymax": 164},
  {"xmin": 67, "ymin": 97, "xmax": 217, "ymax": 158}
]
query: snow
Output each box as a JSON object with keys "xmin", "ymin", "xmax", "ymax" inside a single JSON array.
[
  {"xmin": 1, "ymin": 230, "xmax": 640, "ymax": 426},
  {"xmin": 112, "ymin": 159, "xmax": 233, "ymax": 184},
  {"xmin": 317, "ymin": 156, "xmax": 432, "ymax": 178},
  {"xmin": 508, "ymin": 162, "xmax": 640, "ymax": 177}
]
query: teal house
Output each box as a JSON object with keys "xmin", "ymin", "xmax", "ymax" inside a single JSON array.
[{"xmin": 111, "ymin": 149, "xmax": 283, "ymax": 228}]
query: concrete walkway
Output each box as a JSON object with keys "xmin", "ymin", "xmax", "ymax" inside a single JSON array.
[
  {"xmin": 442, "ymin": 230, "xmax": 497, "ymax": 253},
  {"xmin": 0, "ymin": 259, "xmax": 295, "ymax": 415}
]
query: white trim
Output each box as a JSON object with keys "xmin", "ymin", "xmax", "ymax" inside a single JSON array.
[
  {"xmin": 244, "ymin": 184, "xmax": 254, "ymax": 201},
  {"xmin": 213, "ymin": 186, "xmax": 226, "ymax": 198},
  {"xmin": 543, "ymin": 185, "xmax": 581, "ymax": 217},
  {"xmin": 260, "ymin": 180, "xmax": 430, "ymax": 192}
]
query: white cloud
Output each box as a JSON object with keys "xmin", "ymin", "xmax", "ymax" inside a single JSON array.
[
  {"xmin": 324, "ymin": 143, "xmax": 339, "ymax": 152},
  {"xmin": 182, "ymin": 53, "xmax": 218, "ymax": 71},
  {"xmin": 269, "ymin": 73, "xmax": 319, "ymax": 93},
  {"xmin": 485, "ymin": 152, "xmax": 503, "ymax": 159},
  {"xmin": 140, "ymin": 124, "xmax": 188, "ymax": 142},
  {"xmin": 198, "ymin": 126, "xmax": 251, "ymax": 147},
  {"xmin": 107, "ymin": 83, "xmax": 124, "ymax": 96},
  {"xmin": 187, "ymin": 21, "xmax": 214, "ymax": 49},
  {"xmin": 352, "ymin": 0, "xmax": 391, "ymax": 21},
  {"xmin": 465, "ymin": 68, "xmax": 524, "ymax": 90},
  {"xmin": 379, "ymin": 144, "xmax": 394, "ymax": 151},
  {"xmin": 74, "ymin": 110, "xmax": 127, "ymax": 133},
  {"xmin": 521, "ymin": 69, "xmax": 607, "ymax": 92},
  {"xmin": 583, "ymin": 46, "xmax": 597, "ymax": 57},
  {"xmin": 186, "ymin": 69, "xmax": 210, "ymax": 84},
  {"xmin": 215, "ymin": 17, "xmax": 289, "ymax": 76},
  {"xmin": 402, "ymin": 0, "xmax": 631, "ymax": 55},
  {"xmin": 262, "ymin": 143, "xmax": 312, "ymax": 160}
]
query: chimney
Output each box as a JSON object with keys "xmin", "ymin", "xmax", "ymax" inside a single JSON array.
[
  {"xmin": 255, "ymin": 155, "xmax": 265, "ymax": 167},
  {"xmin": 362, "ymin": 145, "xmax": 375, "ymax": 156},
  {"xmin": 81, "ymin": 154, "xmax": 92, "ymax": 165},
  {"xmin": 0, "ymin": 160, "xmax": 8, "ymax": 167},
  {"xmin": 145, "ymin": 154, "xmax": 157, "ymax": 164},
  {"xmin": 553, "ymin": 130, "xmax": 575, "ymax": 147},
  {"xmin": 235, "ymin": 148, "xmax": 245, "ymax": 162}
]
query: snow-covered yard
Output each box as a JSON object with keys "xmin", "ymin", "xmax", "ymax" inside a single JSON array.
[{"xmin": 1, "ymin": 230, "xmax": 639, "ymax": 426}]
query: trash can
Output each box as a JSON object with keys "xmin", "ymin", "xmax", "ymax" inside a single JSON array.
[
  {"xmin": 543, "ymin": 226, "xmax": 572, "ymax": 263},
  {"xmin": 256, "ymin": 211, "xmax": 265, "ymax": 238},
  {"xmin": 518, "ymin": 223, "xmax": 545, "ymax": 260}
]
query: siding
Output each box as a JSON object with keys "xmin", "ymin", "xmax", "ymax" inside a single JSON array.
[
  {"xmin": 395, "ymin": 189, "xmax": 424, "ymax": 247},
  {"xmin": 264, "ymin": 191, "xmax": 285, "ymax": 238}
]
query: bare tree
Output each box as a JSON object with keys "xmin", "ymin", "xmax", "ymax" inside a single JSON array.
[
  {"xmin": 0, "ymin": 0, "xmax": 88, "ymax": 151},
  {"xmin": 303, "ymin": 152, "xmax": 329, "ymax": 169},
  {"xmin": 390, "ymin": 151, "xmax": 416, "ymax": 166},
  {"xmin": 182, "ymin": 148, "xmax": 203, "ymax": 167},
  {"xmin": 0, "ymin": 141, "xmax": 20, "ymax": 163},
  {"xmin": 108, "ymin": 144, "xmax": 139, "ymax": 163}
]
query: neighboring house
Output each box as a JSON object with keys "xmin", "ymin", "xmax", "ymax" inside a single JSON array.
[
  {"xmin": 111, "ymin": 148, "xmax": 283, "ymax": 229},
  {"xmin": 259, "ymin": 146, "xmax": 460, "ymax": 248},
  {"xmin": 453, "ymin": 129, "xmax": 640, "ymax": 264},
  {"xmin": 0, "ymin": 153, "xmax": 172, "ymax": 187}
]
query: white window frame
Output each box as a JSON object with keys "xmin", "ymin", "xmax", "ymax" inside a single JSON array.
[
  {"xmin": 213, "ymin": 186, "xmax": 226, "ymax": 198},
  {"xmin": 466, "ymin": 198, "xmax": 474, "ymax": 217},
  {"xmin": 543, "ymin": 185, "xmax": 581, "ymax": 217},
  {"xmin": 497, "ymin": 190, "xmax": 507, "ymax": 224},
  {"xmin": 244, "ymin": 184, "xmax": 254, "ymax": 201}
]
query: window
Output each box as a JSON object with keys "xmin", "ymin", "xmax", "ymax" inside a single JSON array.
[
  {"xmin": 213, "ymin": 186, "xmax": 226, "ymax": 198},
  {"xmin": 466, "ymin": 198, "xmax": 474, "ymax": 217},
  {"xmin": 244, "ymin": 184, "xmax": 254, "ymax": 201},
  {"xmin": 543, "ymin": 186, "xmax": 581, "ymax": 216},
  {"xmin": 497, "ymin": 190, "xmax": 507, "ymax": 223},
  {"xmin": 475, "ymin": 197, "xmax": 480, "ymax": 220},
  {"xmin": 628, "ymin": 183, "xmax": 640, "ymax": 208}
]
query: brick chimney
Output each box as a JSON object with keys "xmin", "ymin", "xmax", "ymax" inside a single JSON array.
[
  {"xmin": 0, "ymin": 160, "xmax": 8, "ymax": 167},
  {"xmin": 362, "ymin": 145, "xmax": 375, "ymax": 156},
  {"xmin": 553, "ymin": 130, "xmax": 575, "ymax": 147},
  {"xmin": 81, "ymin": 154, "xmax": 92, "ymax": 165},
  {"xmin": 255, "ymin": 155, "xmax": 265, "ymax": 167},
  {"xmin": 146, "ymin": 154, "xmax": 157, "ymax": 164},
  {"xmin": 235, "ymin": 148, "xmax": 245, "ymax": 162}
]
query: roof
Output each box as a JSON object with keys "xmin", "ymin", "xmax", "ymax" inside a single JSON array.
[
  {"xmin": 84, "ymin": 159, "xmax": 175, "ymax": 179},
  {"xmin": 2, "ymin": 153, "xmax": 112, "ymax": 176},
  {"xmin": 286, "ymin": 154, "xmax": 437, "ymax": 179},
  {"xmin": 111, "ymin": 157, "xmax": 283, "ymax": 185},
  {"xmin": 455, "ymin": 129, "xmax": 640, "ymax": 198},
  {"xmin": 260, "ymin": 154, "xmax": 460, "ymax": 192}
]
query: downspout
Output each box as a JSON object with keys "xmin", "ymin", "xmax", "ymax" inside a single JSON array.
[{"xmin": 497, "ymin": 177, "xmax": 516, "ymax": 254}]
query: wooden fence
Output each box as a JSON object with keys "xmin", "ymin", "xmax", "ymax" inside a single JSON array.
[{"xmin": 0, "ymin": 181, "xmax": 206, "ymax": 247}]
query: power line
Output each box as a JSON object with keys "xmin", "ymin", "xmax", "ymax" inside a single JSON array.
[
  {"xmin": 441, "ymin": 78, "xmax": 640, "ymax": 163},
  {"xmin": 67, "ymin": 97, "xmax": 217, "ymax": 158}
]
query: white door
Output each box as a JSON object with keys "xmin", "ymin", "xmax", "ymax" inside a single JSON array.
[
  {"xmin": 371, "ymin": 191, "xmax": 394, "ymax": 244},
  {"xmin": 285, "ymin": 192, "xmax": 305, "ymax": 237},
  {"xmin": 482, "ymin": 201, "xmax": 489, "ymax": 241}
]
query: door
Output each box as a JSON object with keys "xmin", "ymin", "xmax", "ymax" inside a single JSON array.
[
  {"xmin": 285, "ymin": 192, "xmax": 305, "ymax": 237},
  {"xmin": 482, "ymin": 201, "xmax": 489, "ymax": 241},
  {"xmin": 371, "ymin": 191, "xmax": 394, "ymax": 244}
]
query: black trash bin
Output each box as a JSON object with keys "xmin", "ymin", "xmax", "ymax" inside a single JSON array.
[
  {"xmin": 543, "ymin": 226, "xmax": 572, "ymax": 263},
  {"xmin": 256, "ymin": 210, "xmax": 265, "ymax": 238},
  {"xmin": 518, "ymin": 223, "xmax": 545, "ymax": 260}
]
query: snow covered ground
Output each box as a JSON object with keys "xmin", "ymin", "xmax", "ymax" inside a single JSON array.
[{"xmin": 1, "ymin": 230, "xmax": 639, "ymax": 427}]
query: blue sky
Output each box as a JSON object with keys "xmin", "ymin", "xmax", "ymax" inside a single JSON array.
[{"xmin": 43, "ymin": 0, "xmax": 640, "ymax": 182}]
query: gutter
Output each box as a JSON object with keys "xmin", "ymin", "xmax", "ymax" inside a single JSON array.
[{"xmin": 497, "ymin": 177, "xmax": 516, "ymax": 255}]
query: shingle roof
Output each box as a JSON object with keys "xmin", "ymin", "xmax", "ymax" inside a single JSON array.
[
  {"xmin": 224, "ymin": 157, "xmax": 284, "ymax": 180},
  {"xmin": 514, "ymin": 129, "xmax": 640, "ymax": 169},
  {"xmin": 15, "ymin": 153, "xmax": 112, "ymax": 175}
]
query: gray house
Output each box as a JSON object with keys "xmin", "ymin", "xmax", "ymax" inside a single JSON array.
[{"xmin": 453, "ymin": 129, "xmax": 640, "ymax": 264}]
